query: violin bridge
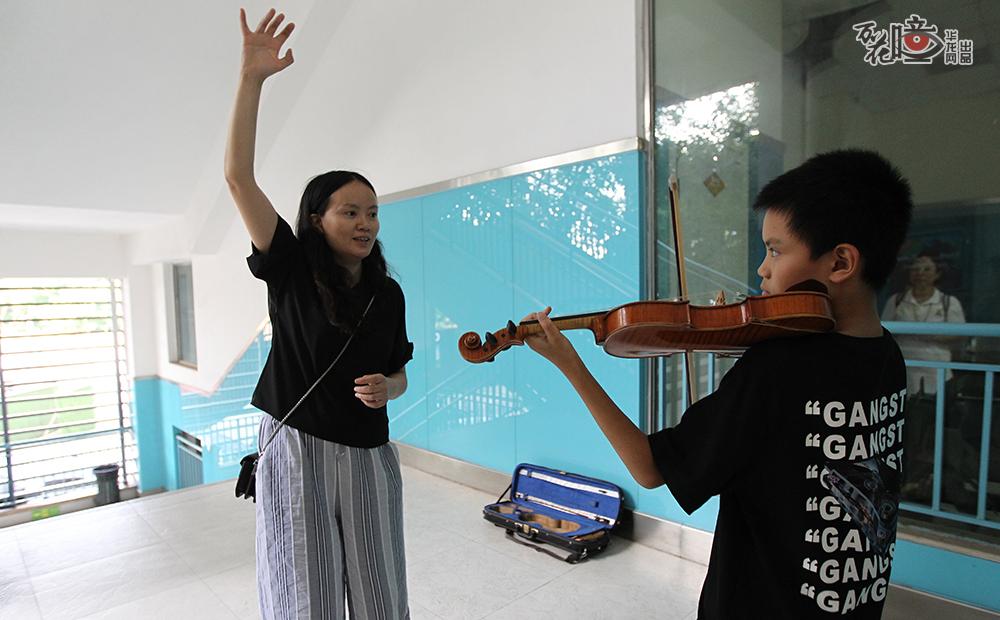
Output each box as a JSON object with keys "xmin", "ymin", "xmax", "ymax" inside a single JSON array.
[{"xmin": 714, "ymin": 290, "xmax": 727, "ymax": 305}]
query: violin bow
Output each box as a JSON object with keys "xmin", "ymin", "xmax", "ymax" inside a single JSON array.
[{"xmin": 668, "ymin": 174, "xmax": 698, "ymax": 404}]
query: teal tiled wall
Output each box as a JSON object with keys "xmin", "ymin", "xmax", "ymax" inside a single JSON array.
[
  {"xmin": 379, "ymin": 151, "xmax": 643, "ymax": 497},
  {"xmin": 129, "ymin": 148, "xmax": 998, "ymax": 611},
  {"xmin": 134, "ymin": 333, "xmax": 268, "ymax": 491}
]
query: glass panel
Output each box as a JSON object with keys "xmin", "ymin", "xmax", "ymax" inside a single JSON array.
[{"xmin": 652, "ymin": 0, "xmax": 1000, "ymax": 541}]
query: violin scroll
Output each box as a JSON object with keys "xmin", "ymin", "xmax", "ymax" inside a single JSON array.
[{"xmin": 459, "ymin": 320, "xmax": 524, "ymax": 363}]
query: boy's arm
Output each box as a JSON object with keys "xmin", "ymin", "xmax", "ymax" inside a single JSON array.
[{"xmin": 524, "ymin": 308, "xmax": 665, "ymax": 489}]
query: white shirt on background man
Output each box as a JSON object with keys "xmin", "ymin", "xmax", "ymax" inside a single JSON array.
[{"xmin": 881, "ymin": 288, "xmax": 966, "ymax": 395}]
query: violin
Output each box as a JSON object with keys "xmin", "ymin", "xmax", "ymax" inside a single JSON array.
[{"xmin": 458, "ymin": 280, "xmax": 835, "ymax": 364}]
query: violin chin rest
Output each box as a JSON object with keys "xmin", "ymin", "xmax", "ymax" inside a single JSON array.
[{"xmin": 787, "ymin": 279, "xmax": 828, "ymax": 295}]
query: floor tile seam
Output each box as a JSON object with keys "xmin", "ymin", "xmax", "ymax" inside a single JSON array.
[
  {"xmin": 161, "ymin": 534, "xmax": 253, "ymax": 579},
  {"xmin": 156, "ymin": 515, "xmax": 257, "ymax": 541},
  {"xmin": 133, "ymin": 482, "xmax": 231, "ymax": 503},
  {"xmin": 171, "ymin": 577, "xmax": 244, "ymax": 619},
  {"xmin": 115, "ymin": 506, "xmax": 175, "ymax": 542},
  {"xmin": 191, "ymin": 560, "xmax": 257, "ymax": 582},
  {"xmin": 130, "ymin": 489, "xmax": 237, "ymax": 516},
  {"xmin": 464, "ymin": 534, "xmax": 578, "ymax": 586},
  {"xmin": 14, "ymin": 501, "xmax": 142, "ymax": 521},
  {"xmin": 410, "ymin": 602, "xmax": 445, "ymax": 620},
  {"xmin": 472, "ymin": 570, "xmax": 565, "ymax": 620},
  {"xmin": 14, "ymin": 529, "xmax": 161, "ymax": 558},
  {"xmin": 464, "ymin": 536, "xmax": 582, "ymax": 581},
  {"xmin": 406, "ymin": 597, "xmax": 451, "ymax": 620},
  {"xmin": 11, "ymin": 510, "xmax": 144, "ymax": 542},
  {"xmin": 3, "ymin": 535, "xmax": 31, "ymax": 578},
  {"xmin": 405, "ymin": 534, "xmax": 560, "ymax": 592},
  {"xmin": 404, "ymin": 536, "xmax": 465, "ymax": 568},
  {"xmin": 7, "ymin": 572, "xmax": 40, "ymax": 592},
  {"xmin": 203, "ymin": 572, "xmax": 255, "ymax": 619},
  {"xmin": 404, "ymin": 509, "xmax": 496, "ymax": 557},
  {"xmin": 32, "ymin": 572, "xmax": 204, "ymax": 619},
  {"xmin": 74, "ymin": 576, "xmax": 232, "ymax": 620},
  {"xmin": 23, "ymin": 538, "xmax": 166, "ymax": 582},
  {"xmin": 3, "ymin": 575, "xmax": 42, "ymax": 615},
  {"xmin": 134, "ymin": 497, "xmax": 250, "ymax": 522}
]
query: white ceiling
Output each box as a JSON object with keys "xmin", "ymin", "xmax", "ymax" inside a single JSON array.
[
  {"xmin": 1, "ymin": 0, "xmax": 641, "ymax": 240},
  {"xmin": 0, "ymin": 0, "xmax": 318, "ymax": 233},
  {"xmin": 3, "ymin": 0, "xmax": 994, "ymax": 236}
]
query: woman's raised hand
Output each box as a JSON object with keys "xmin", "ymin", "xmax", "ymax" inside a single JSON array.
[{"xmin": 239, "ymin": 8, "xmax": 295, "ymax": 81}]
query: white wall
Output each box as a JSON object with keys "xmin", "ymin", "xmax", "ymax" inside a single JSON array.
[
  {"xmin": 0, "ymin": 229, "xmax": 128, "ymax": 278},
  {"xmin": 130, "ymin": 0, "xmax": 641, "ymax": 392},
  {"xmin": 125, "ymin": 265, "xmax": 158, "ymax": 379},
  {"xmin": 146, "ymin": 222, "xmax": 270, "ymax": 390}
]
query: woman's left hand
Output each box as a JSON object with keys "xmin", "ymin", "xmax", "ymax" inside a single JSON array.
[{"xmin": 354, "ymin": 374, "xmax": 389, "ymax": 408}]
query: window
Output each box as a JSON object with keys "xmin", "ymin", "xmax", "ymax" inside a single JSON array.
[
  {"xmin": 167, "ymin": 263, "xmax": 197, "ymax": 367},
  {"xmin": 0, "ymin": 278, "xmax": 137, "ymax": 508}
]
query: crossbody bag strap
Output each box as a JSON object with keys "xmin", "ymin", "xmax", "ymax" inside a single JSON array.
[{"xmin": 257, "ymin": 294, "xmax": 376, "ymax": 459}]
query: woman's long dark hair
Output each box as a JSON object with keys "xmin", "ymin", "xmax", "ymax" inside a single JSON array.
[{"xmin": 295, "ymin": 171, "xmax": 387, "ymax": 330}]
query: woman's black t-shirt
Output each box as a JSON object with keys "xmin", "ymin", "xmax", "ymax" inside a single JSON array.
[{"xmin": 246, "ymin": 216, "xmax": 413, "ymax": 448}]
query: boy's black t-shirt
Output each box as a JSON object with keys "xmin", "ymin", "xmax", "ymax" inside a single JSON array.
[
  {"xmin": 246, "ymin": 216, "xmax": 413, "ymax": 448},
  {"xmin": 648, "ymin": 330, "xmax": 906, "ymax": 619}
]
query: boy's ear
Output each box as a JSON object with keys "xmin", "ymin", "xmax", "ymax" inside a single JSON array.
[{"xmin": 828, "ymin": 243, "xmax": 862, "ymax": 284}]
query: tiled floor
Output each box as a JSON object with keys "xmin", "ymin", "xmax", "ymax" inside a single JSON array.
[
  {"xmin": 0, "ymin": 466, "xmax": 703, "ymax": 619},
  {"xmin": 0, "ymin": 466, "xmax": 996, "ymax": 619}
]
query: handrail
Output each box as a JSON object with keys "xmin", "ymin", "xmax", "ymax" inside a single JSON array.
[
  {"xmin": 883, "ymin": 321, "xmax": 1000, "ymax": 338},
  {"xmin": 692, "ymin": 328, "xmax": 1000, "ymax": 533}
]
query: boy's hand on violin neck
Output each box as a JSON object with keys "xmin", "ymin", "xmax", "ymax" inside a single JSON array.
[
  {"xmin": 239, "ymin": 8, "xmax": 295, "ymax": 82},
  {"xmin": 522, "ymin": 307, "xmax": 582, "ymax": 373}
]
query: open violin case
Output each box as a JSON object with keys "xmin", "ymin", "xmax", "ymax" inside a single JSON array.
[{"xmin": 483, "ymin": 463, "xmax": 624, "ymax": 563}]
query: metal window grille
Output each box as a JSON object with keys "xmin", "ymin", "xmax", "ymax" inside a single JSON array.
[{"xmin": 0, "ymin": 278, "xmax": 137, "ymax": 509}]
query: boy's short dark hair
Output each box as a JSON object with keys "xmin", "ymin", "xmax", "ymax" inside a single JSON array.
[{"xmin": 752, "ymin": 149, "xmax": 913, "ymax": 289}]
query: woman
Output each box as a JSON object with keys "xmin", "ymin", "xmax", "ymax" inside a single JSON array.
[{"xmin": 224, "ymin": 9, "xmax": 411, "ymax": 619}]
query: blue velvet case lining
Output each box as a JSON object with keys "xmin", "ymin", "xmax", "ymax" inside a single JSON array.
[{"xmin": 485, "ymin": 463, "xmax": 623, "ymax": 538}]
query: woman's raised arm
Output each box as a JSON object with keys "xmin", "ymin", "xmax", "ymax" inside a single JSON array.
[{"xmin": 224, "ymin": 8, "xmax": 295, "ymax": 253}]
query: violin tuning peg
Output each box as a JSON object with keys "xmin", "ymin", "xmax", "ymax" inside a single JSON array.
[
  {"xmin": 485, "ymin": 331, "xmax": 498, "ymax": 346},
  {"xmin": 506, "ymin": 320, "xmax": 517, "ymax": 337}
]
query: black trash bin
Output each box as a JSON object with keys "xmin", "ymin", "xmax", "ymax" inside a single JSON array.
[{"xmin": 93, "ymin": 464, "xmax": 120, "ymax": 506}]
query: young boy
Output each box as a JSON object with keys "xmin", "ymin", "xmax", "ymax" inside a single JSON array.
[{"xmin": 524, "ymin": 149, "xmax": 912, "ymax": 618}]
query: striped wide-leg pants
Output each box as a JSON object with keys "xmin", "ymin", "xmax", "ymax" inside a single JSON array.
[{"xmin": 255, "ymin": 415, "xmax": 409, "ymax": 620}]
